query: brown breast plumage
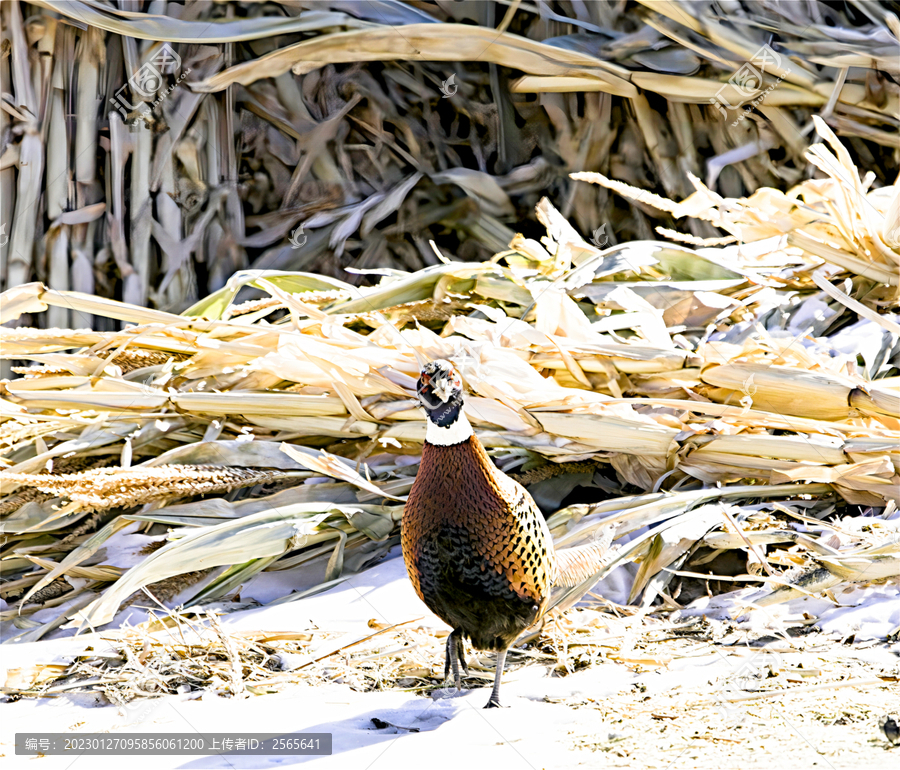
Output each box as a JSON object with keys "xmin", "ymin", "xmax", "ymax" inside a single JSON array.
[{"xmin": 401, "ymin": 435, "xmax": 557, "ymax": 650}]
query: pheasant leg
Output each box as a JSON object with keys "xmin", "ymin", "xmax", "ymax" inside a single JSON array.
[
  {"xmin": 484, "ymin": 647, "xmax": 508, "ymax": 709},
  {"xmin": 443, "ymin": 628, "xmax": 467, "ymax": 690}
]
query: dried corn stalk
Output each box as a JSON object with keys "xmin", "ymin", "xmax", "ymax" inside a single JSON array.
[
  {"xmin": 0, "ymin": 102, "xmax": 896, "ymax": 641},
  {"xmin": 2, "ymin": 1, "xmax": 897, "ymax": 313},
  {"xmin": 1, "ymin": 465, "xmax": 287, "ymax": 511}
]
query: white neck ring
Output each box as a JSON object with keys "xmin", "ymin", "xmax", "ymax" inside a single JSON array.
[{"xmin": 425, "ymin": 410, "xmax": 473, "ymax": 446}]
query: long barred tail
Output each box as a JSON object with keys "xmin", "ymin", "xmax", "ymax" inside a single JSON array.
[
  {"xmin": 553, "ymin": 524, "xmax": 618, "ymax": 587},
  {"xmin": 514, "ymin": 523, "xmax": 620, "ymax": 645}
]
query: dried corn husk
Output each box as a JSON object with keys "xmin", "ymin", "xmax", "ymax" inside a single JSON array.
[
  {"xmin": 0, "ymin": 26, "xmax": 897, "ymax": 655},
  {"xmin": 3, "ymin": 1, "xmax": 898, "ymax": 313}
]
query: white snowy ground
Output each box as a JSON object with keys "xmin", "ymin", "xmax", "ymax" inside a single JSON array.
[{"xmin": 2, "ymin": 548, "xmax": 899, "ymax": 769}]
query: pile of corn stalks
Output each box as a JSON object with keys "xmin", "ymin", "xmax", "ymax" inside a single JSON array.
[
  {"xmin": 1, "ymin": 120, "xmax": 898, "ymax": 661},
  {"xmin": 2, "ymin": 0, "xmax": 898, "ymax": 319}
]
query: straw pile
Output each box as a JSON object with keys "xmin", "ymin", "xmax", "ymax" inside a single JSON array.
[
  {"xmin": 1, "ymin": 0, "xmax": 898, "ymax": 322},
  {"xmin": 1, "ymin": 116, "xmax": 898, "ymax": 675}
]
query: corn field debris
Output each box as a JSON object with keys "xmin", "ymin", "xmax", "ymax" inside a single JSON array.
[
  {"xmin": 1, "ymin": 115, "xmax": 898, "ymax": 713},
  {"xmin": 1, "ymin": 0, "xmax": 899, "ymax": 321}
]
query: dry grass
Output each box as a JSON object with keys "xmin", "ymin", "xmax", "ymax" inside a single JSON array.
[
  {"xmin": 1, "ymin": 122, "xmax": 897, "ymax": 652},
  {"xmin": 1, "ymin": 1, "xmax": 897, "ymax": 319}
]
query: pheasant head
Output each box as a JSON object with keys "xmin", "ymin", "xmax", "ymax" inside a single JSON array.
[{"xmin": 416, "ymin": 360, "xmax": 472, "ymax": 445}]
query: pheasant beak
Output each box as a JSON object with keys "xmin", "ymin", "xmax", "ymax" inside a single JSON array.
[
  {"xmin": 416, "ymin": 361, "xmax": 462, "ymax": 409},
  {"xmin": 432, "ymin": 373, "xmax": 455, "ymax": 403}
]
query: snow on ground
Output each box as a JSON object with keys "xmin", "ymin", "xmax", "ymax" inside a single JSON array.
[
  {"xmin": 2, "ymin": 551, "xmax": 898, "ymax": 769},
  {"xmin": 674, "ymin": 581, "xmax": 900, "ymax": 641},
  {"xmin": 2, "ymin": 677, "xmax": 636, "ymax": 770},
  {"xmin": 3, "ymin": 635, "xmax": 897, "ymax": 770}
]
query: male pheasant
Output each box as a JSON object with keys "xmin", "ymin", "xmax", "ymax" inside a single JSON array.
[{"xmin": 402, "ymin": 360, "xmax": 615, "ymax": 708}]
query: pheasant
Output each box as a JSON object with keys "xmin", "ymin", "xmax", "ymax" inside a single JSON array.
[{"xmin": 402, "ymin": 360, "xmax": 616, "ymax": 708}]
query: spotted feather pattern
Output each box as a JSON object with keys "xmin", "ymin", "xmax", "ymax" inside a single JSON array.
[{"xmin": 402, "ymin": 436, "xmax": 557, "ymax": 649}]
